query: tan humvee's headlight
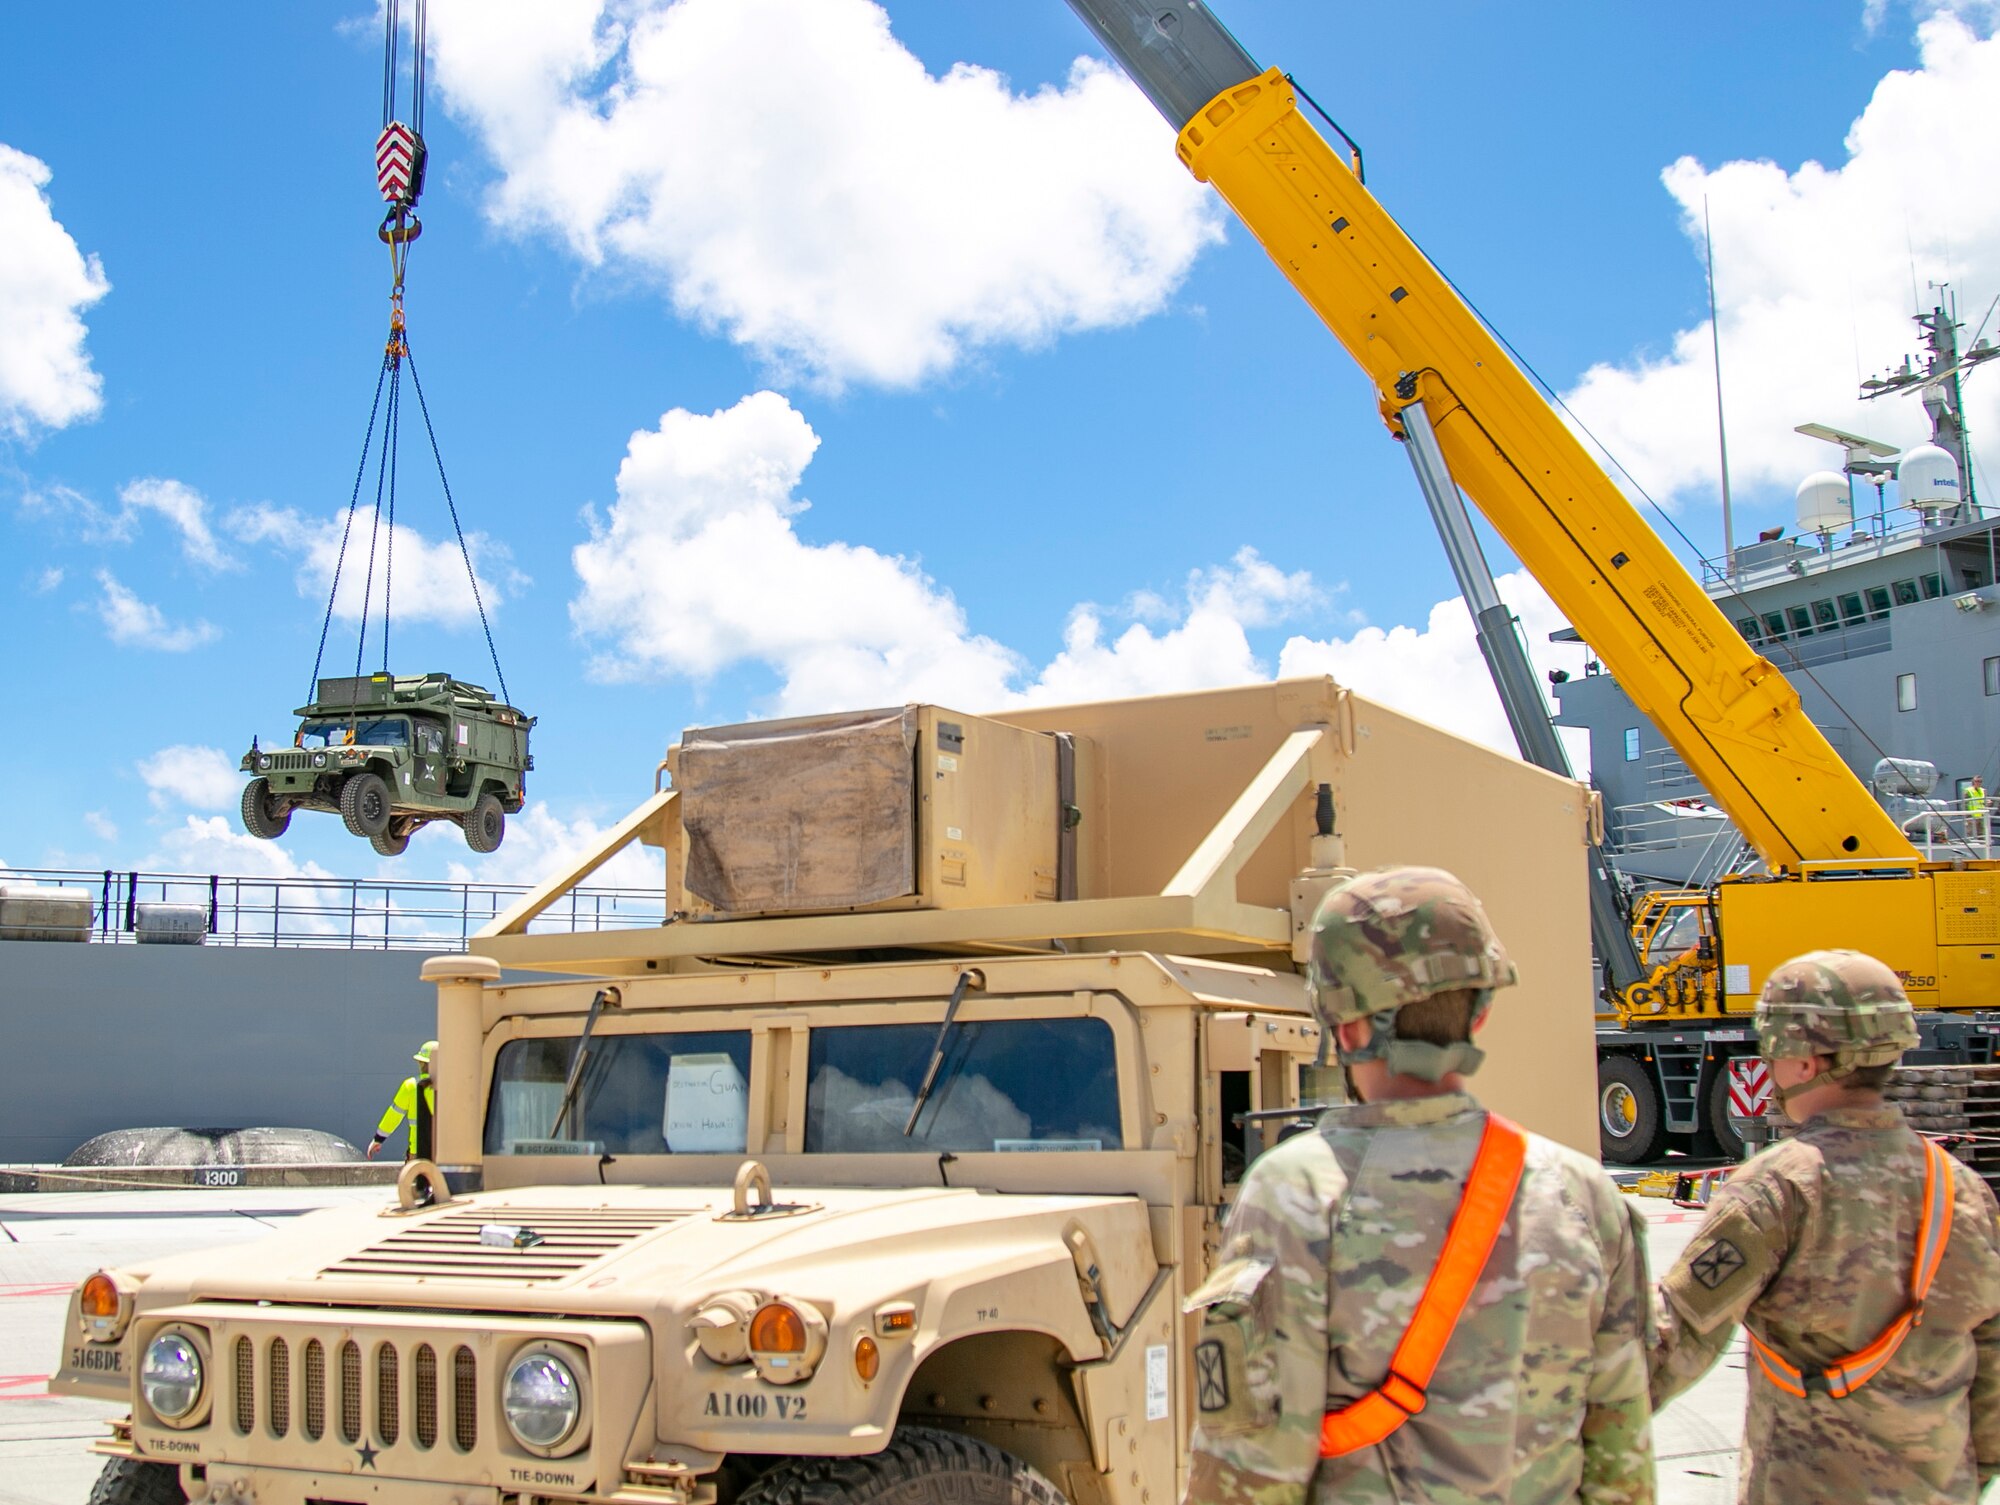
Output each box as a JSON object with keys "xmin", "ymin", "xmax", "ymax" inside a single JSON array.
[
  {"xmin": 503, "ymin": 1349, "xmax": 583, "ymax": 1452},
  {"xmin": 141, "ymin": 1330, "xmax": 204, "ymax": 1423},
  {"xmin": 748, "ymin": 1299, "xmax": 827, "ymax": 1385},
  {"xmin": 256, "ymin": 755, "xmax": 271, "ymax": 771},
  {"xmin": 312, "ymin": 752, "xmax": 327, "ymax": 769}
]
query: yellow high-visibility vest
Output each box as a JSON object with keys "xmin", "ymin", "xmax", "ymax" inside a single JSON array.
[{"xmin": 375, "ymin": 1076, "xmax": 436, "ymax": 1155}]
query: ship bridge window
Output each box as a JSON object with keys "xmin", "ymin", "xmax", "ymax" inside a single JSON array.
[
  {"xmin": 483, "ymin": 1029, "xmax": 753, "ymax": 1156},
  {"xmin": 1838, "ymin": 593, "xmax": 1866, "ymax": 625},
  {"xmin": 1893, "ymin": 579, "xmax": 1922, "ymax": 606},
  {"xmin": 1735, "ymin": 617, "xmax": 1762, "ymax": 644},
  {"xmin": 1897, "ymin": 673, "xmax": 1918, "ymax": 713},
  {"xmin": 1762, "ymin": 612, "xmax": 1789, "ymax": 641},
  {"xmin": 1787, "ymin": 606, "xmax": 1815, "ymax": 636},
  {"xmin": 1922, "ymin": 572, "xmax": 1944, "ymax": 599},
  {"xmin": 1866, "ymin": 586, "xmax": 1893, "ymax": 620},
  {"xmin": 804, "ymin": 1017, "xmax": 1121, "ymax": 1154},
  {"xmin": 1811, "ymin": 599, "xmax": 1839, "ymax": 628},
  {"xmin": 1984, "ymin": 656, "xmax": 1999, "ymax": 697}
]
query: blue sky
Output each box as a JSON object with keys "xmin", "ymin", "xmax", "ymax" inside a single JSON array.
[{"xmin": 4, "ymin": 0, "xmax": 1995, "ymax": 889}]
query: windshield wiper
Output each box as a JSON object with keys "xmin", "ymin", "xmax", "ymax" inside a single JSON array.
[
  {"xmin": 549, "ymin": 986, "xmax": 621, "ymax": 1139},
  {"xmin": 903, "ymin": 969, "xmax": 984, "ymax": 1137}
]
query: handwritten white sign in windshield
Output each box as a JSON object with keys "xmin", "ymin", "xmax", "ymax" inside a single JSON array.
[{"xmin": 664, "ymin": 1053, "xmax": 748, "ymax": 1153}]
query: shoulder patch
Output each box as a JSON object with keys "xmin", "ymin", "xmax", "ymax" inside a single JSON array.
[
  {"xmin": 1194, "ymin": 1339, "xmax": 1231, "ymax": 1412},
  {"xmin": 1688, "ymin": 1238, "xmax": 1745, "ymax": 1290}
]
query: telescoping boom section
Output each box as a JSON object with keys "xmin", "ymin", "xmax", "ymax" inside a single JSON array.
[{"xmin": 1064, "ymin": 0, "xmax": 1913, "ymax": 876}]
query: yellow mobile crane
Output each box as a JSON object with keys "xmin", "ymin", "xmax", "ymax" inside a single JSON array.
[{"xmin": 1065, "ymin": 0, "xmax": 2000, "ymax": 1159}]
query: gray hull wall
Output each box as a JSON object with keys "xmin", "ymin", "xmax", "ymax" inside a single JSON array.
[{"xmin": 0, "ymin": 941, "xmax": 443, "ymax": 1165}]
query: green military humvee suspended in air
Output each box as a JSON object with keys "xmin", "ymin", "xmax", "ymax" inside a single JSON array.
[{"xmin": 239, "ymin": 673, "xmax": 534, "ymax": 856}]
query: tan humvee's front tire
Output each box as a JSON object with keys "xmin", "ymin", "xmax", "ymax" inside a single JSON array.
[
  {"xmin": 739, "ymin": 1428, "xmax": 1068, "ymax": 1505},
  {"xmin": 86, "ymin": 1458, "xmax": 184, "ymax": 1505}
]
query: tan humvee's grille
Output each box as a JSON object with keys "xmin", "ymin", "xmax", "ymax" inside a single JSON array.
[
  {"xmin": 413, "ymin": 1344, "xmax": 438, "ymax": 1449},
  {"xmin": 233, "ymin": 1337, "xmax": 254, "ymax": 1434},
  {"xmin": 339, "ymin": 1340, "xmax": 362, "ymax": 1443},
  {"xmin": 452, "ymin": 1346, "xmax": 477, "ymax": 1451},
  {"xmin": 264, "ymin": 751, "xmax": 314, "ymax": 772},
  {"xmin": 303, "ymin": 1340, "xmax": 325, "ymax": 1440},
  {"xmin": 320, "ymin": 1205, "xmax": 693, "ymax": 1283},
  {"xmin": 376, "ymin": 1344, "xmax": 400, "ymax": 1445},
  {"xmin": 268, "ymin": 1338, "xmax": 290, "ymax": 1437}
]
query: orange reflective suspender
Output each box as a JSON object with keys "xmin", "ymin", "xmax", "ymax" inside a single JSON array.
[
  {"xmin": 1747, "ymin": 1137, "xmax": 1956, "ymax": 1400},
  {"xmin": 1318, "ymin": 1112, "xmax": 1528, "ymax": 1458}
]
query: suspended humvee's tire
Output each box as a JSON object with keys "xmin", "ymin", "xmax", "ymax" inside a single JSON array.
[
  {"xmin": 240, "ymin": 777, "xmax": 290, "ymax": 839},
  {"xmin": 371, "ymin": 827, "xmax": 410, "ymax": 857},
  {"xmin": 737, "ymin": 1429, "xmax": 1066, "ymax": 1505},
  {"xmin": 87, "ymin": 1458, "xmax": 186, "ymax": 1505},
  {"xmin": 464, "ymin": 793, "xmax": 505, "ymax": 853},
  {"xmin": 340, "ymin": 771, "xmax": 392, "ymax": 838}
]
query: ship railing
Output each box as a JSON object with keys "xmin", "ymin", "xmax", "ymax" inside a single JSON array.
[
  {"xmin": 1903, "ymin": 803, "xmax": 1995, "ymax": 861},
  {"xmin": 0, "ymin": 866, "xmax": 667, "ymax": 951}
]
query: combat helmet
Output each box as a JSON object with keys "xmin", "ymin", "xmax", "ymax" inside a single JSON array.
[
  {"xmin": 1307, "ymin": 866, "xmax": 1517, "ymax": 1082},
  {"xmin": 1756, "ymin": 950, "xmax": 1916, "ymax": 1109}
]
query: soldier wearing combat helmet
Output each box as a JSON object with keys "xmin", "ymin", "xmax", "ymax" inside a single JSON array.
[
  {"xmin": 1183, "ymin": 865, "xmax": 1654, "ymax": 1505},
  {"xmin": 1652, "ymin": 950, "xmax": 2000, "ymax": 1503}
]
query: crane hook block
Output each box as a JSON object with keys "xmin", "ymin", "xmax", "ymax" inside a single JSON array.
[{"xmin": 375, "ymin": 121, "xmax": 428, "ymax": 210}]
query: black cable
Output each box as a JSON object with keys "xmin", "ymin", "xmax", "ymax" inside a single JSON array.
[
  {"xmin": 382, "ymin": 0, "xmax": 398, "ymax": 130},
  {"xmin": 405, "ymin": 343, "xmax": 512, "ymax": 707},
  {"xmin": 382, "ymin": 360, "xmax": 399, "ymax": 673},
  {"xmin": 353, "ymin": 360, "xmax": 400, "ymax": 684},
  {"xmin": 309, "ymin": 356, "xmax": 390, "ymax": 704}
]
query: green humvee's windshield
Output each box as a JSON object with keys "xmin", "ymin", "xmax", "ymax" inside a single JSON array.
[
  {"xmin": 296, "ymin": 718, "xmax": 410, "ymax": 748},
  {"xmin": 484, "ymin": 1031, "xmax": 753, "ymax": 1155},
  {"xmin": 806, "ymin": 1018, "xmax": 1121, "ymax": 1153}
]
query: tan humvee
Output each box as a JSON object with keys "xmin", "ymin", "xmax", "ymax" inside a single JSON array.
[{"xmin": 56, "ymin": 680, "xmax": 1597, "ymax": 1505}]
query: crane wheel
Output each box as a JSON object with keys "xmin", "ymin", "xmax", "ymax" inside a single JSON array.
[
  {"xmin": 464, "ymin": 793, "xmax": 505, "ymax": 853},
  {"xmin": 1598, "ymin": 1055, "xmax": 1667, "ymax": 1163},
  {"xmin": 340, "ymin": 771, "xmax": 392, "ymax": 838},
  {"xmin": 240, "ymin": 777, "xmax": 290, "ymax": 840}
]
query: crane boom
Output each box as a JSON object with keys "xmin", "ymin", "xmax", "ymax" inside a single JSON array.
[{"xmin": 1067, "ymin": 0, "xmax": 1916, "ymax": 873}]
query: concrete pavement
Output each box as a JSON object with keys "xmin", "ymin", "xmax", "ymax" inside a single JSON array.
[{"xmin": 1, "ymin": 1188, "xmax": 1749, "ymax": 1505}]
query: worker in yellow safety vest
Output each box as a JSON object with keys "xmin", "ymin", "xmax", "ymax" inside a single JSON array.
[
  {"xmin": 366, "ymin": 1040, "xmax": 436, "ymax": 1159},
  {"xmin": 1971, "ymin": 776, "xmax": 1988, "ymax": 842}
]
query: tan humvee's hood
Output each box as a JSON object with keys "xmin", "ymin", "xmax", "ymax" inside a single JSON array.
[{"xmin": 116, "ymin": 1181, "xmax": 1154, "ymax": 1318}]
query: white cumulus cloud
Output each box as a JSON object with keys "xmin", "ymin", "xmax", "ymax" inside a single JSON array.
[
  {"xmin": 234, "ymin": 503, "xmax": 517, "ymax": 628},
  {"xmin": 25, "ymin": 476, "xmax": 239, "ymax": 570},
  {"xmin": 427, "ymin": 0, "xmax": 1221, "ymax": 389},
  {"xmin": 1563, "ymin": 12, "xmax": 2000, "ymax": 509},
  {"xmin": 427, "ymin": 803, "xmax": 664, "ymax": 891},
  {"xmin": 1278, "ymin": 570, "xmax": 1586, "ymax": 762},
  {"xmin": 0, "ymin": 143, "xmax": 109, "ymax": 437},
  {"xmin": 139, "ymin": 745, "xmax": 243, "ymax": 813},
  {"xmin": 94, "ymin": 570, "xmax": 220, "ymax": 651},
  {"xmin": 575, "ymin": 391, "xmax": 1397, "ymax": 722}
]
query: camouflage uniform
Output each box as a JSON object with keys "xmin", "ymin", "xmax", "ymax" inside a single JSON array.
[
  {"xmin": 1185, "ymin": 867, "xmax": 1655, "ymax": 1505},
  {"xmin": 1651, "ymin": 951, "xmax": 2000, "ymax": 1503}
]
